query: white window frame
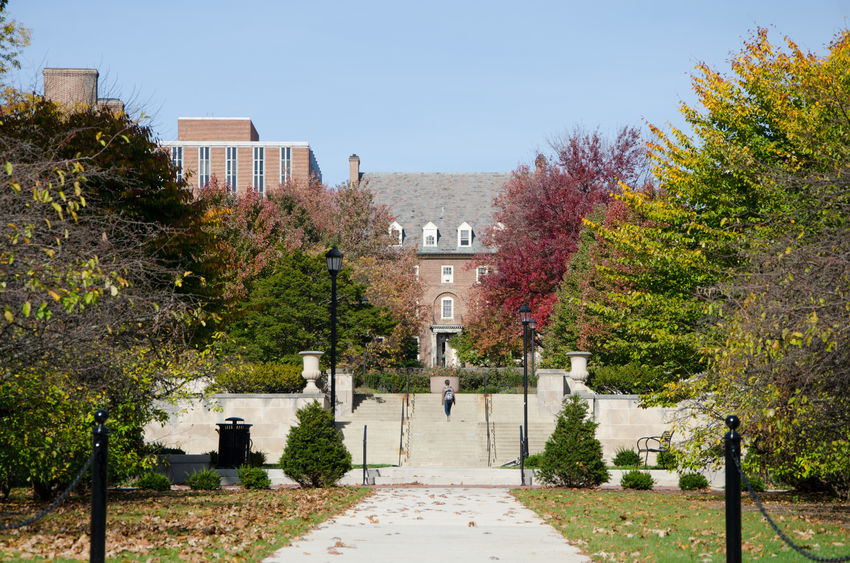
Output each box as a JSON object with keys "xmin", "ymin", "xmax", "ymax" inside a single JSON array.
[
  {"xmin": 225, "ymin": 146, "xmax": 238, "ymax": 194},
  {"xmin": 413, "ymin": 265, "xmax": 419, "ymax": 280},
  {"xmin": 441, "ymin": 265, "xmax": 453, "ymax": 284},
  {"xmin": 253, "ymin": 146, "xmax": 265, "ymax": 196},
  {"xmin": 170, "ymin": 146, "xmax": 183, "ymax": 183},
  {"xmin": 441, "ymin": 297, "xmax": 454, "ymax": 320},
  {"xmin": 458, "ymin": 222, "xmax": 472, "ymax": 247},
  {"xmin": 476, "ymin": 266, "xmax": 488, "ymax": 283},
  {"xmin": 413, "ymin": 335, "xmax": 420, "ymax": 361},
  {"xmin": 423, "ymin": 221, "xmax": 438, "ymax": 247},
  {"xmin": 198, "ymin": 146, "xmax": 210, "ymax": 188},
  {"xmin": 389, "ymin": 221, "xmax": 403, "ymax": 245},
  {"xmin": 280, "ymin": 146, "xmax": 291, "ymax": 184}
]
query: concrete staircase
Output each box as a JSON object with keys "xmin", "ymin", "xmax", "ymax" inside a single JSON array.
[{"xmin": 337, "ymin": 393, "xmax": 556, "ymax": 467}]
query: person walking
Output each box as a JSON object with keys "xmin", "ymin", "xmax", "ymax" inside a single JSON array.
[{"xmin": 442, "ymin": 379, "xmax": 455, "ymax": 421}]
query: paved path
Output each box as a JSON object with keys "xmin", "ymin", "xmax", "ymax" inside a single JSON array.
[{"xmin": 263, "ymin": 487, "xmax": 589, "ymax": 562}]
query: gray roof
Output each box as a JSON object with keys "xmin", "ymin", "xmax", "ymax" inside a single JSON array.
[{"xmin": 363, "ymin": 172, "xmax": 510, "ymax": 254}]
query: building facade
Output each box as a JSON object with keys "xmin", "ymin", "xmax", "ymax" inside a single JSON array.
[
  {"xmin": 350, "ymin": 155, "xmax": 509, "ymax": 367},
  {"xmin": 42, "ymin": 67, "xmax": 124, "ymax": 113},
  {"xmin": 161, "ymin": 118, "xmax": 321, "ymax": 195}
]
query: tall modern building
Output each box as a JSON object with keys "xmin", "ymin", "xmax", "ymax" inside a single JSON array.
[
  {"xmin": 349, "ymin": 155, "xmax": 509, "ymax": 367},
  {"xmin": 161, "ymin": 118, "xmax": 321, "ymax": 195}
]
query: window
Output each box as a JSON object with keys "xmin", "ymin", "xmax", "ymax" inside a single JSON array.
[
  {"xmin": 441, "ymin": 266, "xmax": 453, "ymax": 284},
  {"xmin": 198, "ymin": 146, "xmax": 210, "ymax": 188},
  {"xmin": 441, "ymin": 297, "xmax": 454, "ymax": 320},
  {"xmin": 389, "ymin": 221, "xmax": 403, "ymax": 245},
  {"xmin": 253, "ymin": 146, "xmax": 265, "ymax": 196},
  {"xmin": 413, "ymin": 265, "xmax": 419, "ymax": 280},
  {"xmin": 170, "ymin": 147, "xmax": 183, "ymax": 183},
  {"xmin": 413, "ymin": 336, "xmax": 420, "ymax": 361},
  {"xmin": 225, "ymin": 146, "xmax": 238, "ymax": 194},
  {"xmin": 423, "ymin": 222, "xmax": 437, "ymax": 247},
  {"xmin": 280, "ymin": 147, "xmax": 291, "ymax": 184},
  {"xmin": 458, "ymin": 222, "xmax": 472, "ymax": 247},
  {"xmin": 476, "ymin": 266, "xmax": 488, "ymax": 283}
]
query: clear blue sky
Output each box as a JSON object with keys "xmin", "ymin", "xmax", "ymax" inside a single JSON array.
[{"xmin": 6, "ymin": 1, "xmax": 848, "ymax": 186}]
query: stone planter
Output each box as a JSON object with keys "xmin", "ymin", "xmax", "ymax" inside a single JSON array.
[
  {"xmin": 155, "ymin": 454, "xmax": 211, "ymax": 484},
  {"xmin": 299, "ymin": 351, "xmax": 323, "ymax": 393},
  {"xmin": 430, "ymin": 376, "xmax": 459, "ymax": 393}
]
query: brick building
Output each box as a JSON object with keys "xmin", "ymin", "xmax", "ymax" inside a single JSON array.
[
  {"xmin": 42, "ymin": 67, "xmax": 124, "ymax": 113},
  {"xmin": 349, "ymin": 155, "xmax": 509, "ymax": 367},
  {"xmin": 161, "ymin": 118, "xmax": 321, "ymax": 195}
]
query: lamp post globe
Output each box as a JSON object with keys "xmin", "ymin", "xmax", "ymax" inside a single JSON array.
[{"xmin": 326, "ymin": 246, "xmax": 343, "ymax": 421}]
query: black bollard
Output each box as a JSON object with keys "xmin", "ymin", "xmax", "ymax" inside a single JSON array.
[
  {"xmin": 362, "ymin": 425, "xmax": 367, "ymax": 485},
  {"xmin": 520, "ymin": 425, "xmax": 525, "ymax": 486},
  {"xmin": 91, "ymin": 409, "xmax": 109, "ymax": 563},
  {"xmin": 725, "ymin": 415, "xmax": 742, "ymax": 563}
]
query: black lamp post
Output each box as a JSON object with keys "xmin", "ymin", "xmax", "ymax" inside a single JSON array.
[
  {"xmin": 361, "ymin": 297, "xmax": 369, "ymax": 379},
  {"xmin": 529, "ymin": 317, "xmax": 537, "ymax": 401},
  {"xmin": 519, "ymin": 303, "xmax": 532, "ymax": 459},
  {"xmin": 326, "ymin": 246, "xmax": 343, "ymax": 420}
]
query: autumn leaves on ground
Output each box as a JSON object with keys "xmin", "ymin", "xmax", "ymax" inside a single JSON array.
[
  {"xmin": 0, "ymin": 487, "xmax": 369, "ymax": 561},
  {"xmin": 2, "ymin": 486, "xmax": 850, "ymax": 562}
]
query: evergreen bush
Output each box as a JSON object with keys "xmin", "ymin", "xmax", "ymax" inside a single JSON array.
[
  {"xmin": 280, "ymin": 401, "xmax": 352, "ymax": 487},
  {"xmin": 657, "ymin": 450, "xmax": 677, "ymax": 470},
  {"xmin": 536, "ymin": 395, "xmax": 610, "ymax": 487},
  {"xmin": 742, "ymin": 475, "xmax": 766, "ymax": 492},
  {"xmin": 524, "ymin": 453, "xmax": 542, "ymax": 468},
  {"xmin": 237, "ymin": 466, "xmax": 271, "ymax": 490},
  {"xmin": 216, "ymin": 362, "xmax": 305, "ymax": 393},
  {"xmin": 249, "ymin": 451, "xmax": 267, "ymax": 467},
  {"xmin": 135, "ymin": 472, "xmax": 171, "ymax": 491},
  {"xmin": 587, "ymin": 362, "xmax": 664, "ymax": 394},
  {"xmin": 612, "ymin": 447, "xmax": 641, "ymax": 468},
  {"xmin": 186, "ymin": 468, "xmax": 221, "ymax": 490},
  {"xmin": 678, "ymin": 473, "xmax": 710, "ymax": 491},
  {"xmin": 621, "ymin": 470, "xmax": 654, "ymax": 490}
]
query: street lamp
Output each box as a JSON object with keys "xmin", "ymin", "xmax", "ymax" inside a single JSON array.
[
  {"xmin": 361, "ymin": 297, "xmax": 369, "ymax": 379},
  {"xmin": 529, "ymin": 318, "xmax": 537, "ymax": 406},
  {"xmin": 326, "ymin": 245, "xmax": 343, "ymax": 421},
  {"xmin": 518, "ymin": 303, "xmax": 532, "ymax": 461}
]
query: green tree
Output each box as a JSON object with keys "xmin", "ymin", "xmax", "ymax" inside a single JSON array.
[
  {"xmin": 223, "ymin": 249, "xmax": 395, "ymax": 365},
  {"xmin": 280, "ymin": 401, "xmax": 352, "ymax": 487},
  {"xmin": 537, "ymin": 395, "xmax": 609, "ymax": 487}
]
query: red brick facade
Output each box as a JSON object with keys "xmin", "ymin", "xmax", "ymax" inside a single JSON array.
[{"xmin": 162, "ymin": 118, "xmax": 321, "ymax": 195}]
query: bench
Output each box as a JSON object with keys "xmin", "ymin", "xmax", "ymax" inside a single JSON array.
[{"xmin": 637, "ymin": 430, "xmax": 673, "ymax": 467}]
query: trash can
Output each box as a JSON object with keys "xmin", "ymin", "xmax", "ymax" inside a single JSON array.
[{"xmin": 216, "ymin": 417, "xmax": 252, "ymax": 468}]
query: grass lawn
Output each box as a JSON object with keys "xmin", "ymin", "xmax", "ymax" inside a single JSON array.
[
  {"xmin": 514, "ymin": 488, "xmax": 850, "ymax": 562},
  {"xmin": 0, "ymin": 486, "xmax": 370, "ymax": 561}
]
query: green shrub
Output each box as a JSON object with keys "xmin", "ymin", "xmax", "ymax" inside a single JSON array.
[
  {"xmin": 612, "ymin": 447, "xmax": 641, "ymax": 468},
  {"xmin": 249, "ymin": 451, "xmax": 267, "ymax": 467},
  {"xmin": 678, "ymin": 473, "xmax": 710, "ymax": 491},
  {"xmin": 537, "ymin": 395, "xmax": 610, "ymax": 487},
  {"xmin": 588, "ymin": 362, "xmax": 667, "ymax": 394},
  {"xmin": 280, "ymin": 401, "xmax": 352, "ymax": 487},
  {"xmin": 145, "ymin": 442, "xmax": 185, "ymax": 455},
  {"xmin": 216, "ymin": 362, "xmax": 305, "ymax": 394},
  {"xmin": 206, "ymin": 450, "xmax": 219, "ymax": 467},
  {"xmin": 186, "ymin": 468, "xmax": 221, "ymax": 490},
  {"xmin": 237, "ymin": 466, "xmax": 271, "ymax": 490},
  {"xmin": 657, "ymin": 450, "xmax": 677, "ymax": 470},
  {"xmin": 135, "ymin": 472, "xmax": 171, "ymax": 491},
  {"xmin": 524, "ymin": 453, "xmax": 542, "ymax": 468},
  {"xmin": 621, "ymin": 470, "xmax": 654, "ymax": 490},
  {"xmin": 742, "ymin": 475, "xmax": 766, "ymax": 493}
]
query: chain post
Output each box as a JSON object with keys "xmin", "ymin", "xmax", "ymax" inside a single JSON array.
[
  {"xmin": 90, "ymin": 409, "xmax": 109, "ymax": 563},
  {"xmin": 725, "ymin": 414, "xmax": 742, "ymax": 563},
  {"xmin": 520, "ymin": 425, "xmax": 525, "ymax": 486}
]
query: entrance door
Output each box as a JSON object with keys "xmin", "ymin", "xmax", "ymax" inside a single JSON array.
[{"xmin": 436, "ymin": 333, "xmax": 450, "ymax": 367}]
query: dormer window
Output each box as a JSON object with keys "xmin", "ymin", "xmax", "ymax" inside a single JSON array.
[
  {"xmin": 423, "ymin": 222, "xmax": 438, "ymax": 247},
  {"xmin": 457, "ymin": 222, "xmax": 472, "ymax": 247},
  {"xmin": 389, "ymin": 221, "xmax": 403, "ymax": 245}
]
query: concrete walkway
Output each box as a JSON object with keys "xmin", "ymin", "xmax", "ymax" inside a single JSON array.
[{"xmin": 263, "ymin": 487, "xmax": 589, "ymax": 562}]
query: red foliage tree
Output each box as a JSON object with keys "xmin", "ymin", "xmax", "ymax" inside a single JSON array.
[{"xmin": 472, "ymin": 127, "xmax": 649, "ymax": 341}]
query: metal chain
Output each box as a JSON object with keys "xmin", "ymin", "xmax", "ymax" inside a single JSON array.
[
  {"xmin": 0, "ymin": 451, "xmax": 95, "ymax": 531},
  {"xmin": 735, "ymin": 458, "xmax": 850, "ymax": 562}
]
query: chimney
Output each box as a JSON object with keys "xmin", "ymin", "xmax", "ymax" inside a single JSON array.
[
  {"xmin": 349, "ymin": 154, "xmax": 361, "ymax": 187},
  {"xmin": 43, "ymin": 68, "xmax": 98, "ymax": 107},
  {"xmin": 534, "ymin": 153, "xmax": 547, "ymax": 174}
]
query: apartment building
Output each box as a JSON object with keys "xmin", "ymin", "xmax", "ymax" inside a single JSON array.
[
  {"xmin": 349, "ymin": 155, "xmax": 509, "ymax": 367},
  {"xmin": 161, "ymin": 118, "xmax": 321, "ymax": 195}
]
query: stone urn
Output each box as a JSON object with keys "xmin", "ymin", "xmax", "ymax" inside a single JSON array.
[
  {"xmin": 566, "ymin": 351, "xmax": 592, "ymax": 393},
  {"xmin": 299, "ymin": 351, "xmax": 323, "ymax": 393}
]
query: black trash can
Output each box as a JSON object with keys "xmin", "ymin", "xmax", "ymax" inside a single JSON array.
[{"xmin": 216, "ymin": 417, "xmax": 252, "ymax": 468}]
